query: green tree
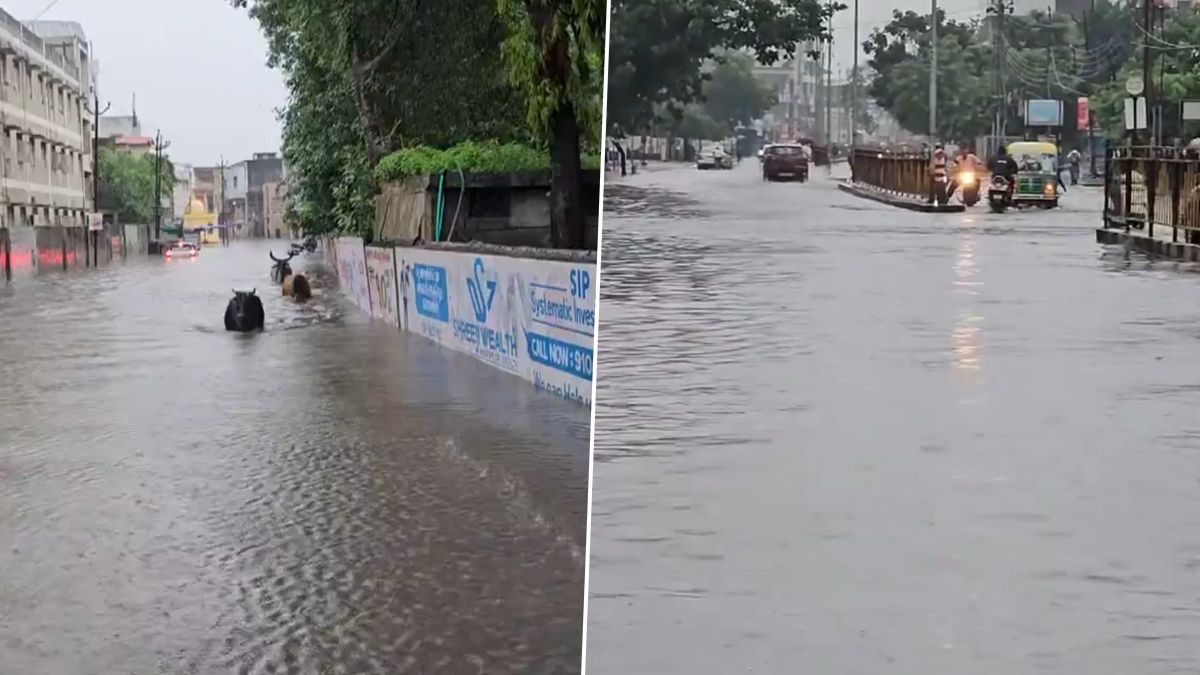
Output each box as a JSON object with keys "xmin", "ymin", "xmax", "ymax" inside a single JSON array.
[
  {"xmin": 231, "ymin": 0, "xmax": 528, "ymax": 240},
  {"xmin": 1091, "ymin": 8, "xmax": 1200, "ymax": 141},
  {"xmin": 606, "ymin": 0, "xmax": 842, "ymax": 136},
  {"xmin": 497, "ymin": 0, "xmax": 605, "ymax": 247},
  {"xmin": 99, "ymin": 149, "xmax": 175, "ymax": 224},
  {"xmin": 701, "ymin": 52, "xmax": 777, "ymax": 133}
]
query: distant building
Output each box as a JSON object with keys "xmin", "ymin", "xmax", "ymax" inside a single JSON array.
[
  {"xmin": 191, "ymin": 166, "xmax": 220, "ymax": 215},
  {"xmin": 171, "ymin": 163, "xmax": 192, "ymax": 220},
  {"xmin": 263, "ymin": 181, "xmax": 288, "ymax": 238},
  {"xmin": 245, "ymin": 152, "xmax": 283, "ymax": 238},
  {"xmin": 101, "ymin": 134, "xmax": 153, "ymax": 157},
  {"xmin": 221, "ymin": 161, "xmax": 248, "ymax": 230},
  {"xmin": 98, "ymin": 114, "xmax": 139, "ymax": 139},
  {"xmin": 0, "ymin": 15, "xmax": 96, "ymax": 228}
]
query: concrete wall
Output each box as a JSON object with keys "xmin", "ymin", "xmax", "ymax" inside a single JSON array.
[
  {"xmin": 375, "ymin": 171, "xmax": 600, "ymax": 250},
  {"xmin": 322, "ymin": 236, "xmax": 597, "ymax": 406}
]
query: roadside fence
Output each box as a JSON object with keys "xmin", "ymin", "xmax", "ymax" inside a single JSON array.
[
  {"xmin": 850, "ymin": 148, "xmax": 931, "ymax": 202},
  {"xmin": 1103, "ymin": 146, "xmax": 1200, "ymax": 243}
]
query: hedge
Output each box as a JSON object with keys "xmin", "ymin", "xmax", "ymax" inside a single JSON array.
[{"xmin": 376, "ymin": 140, "xmax": 600, "ymax": 181}]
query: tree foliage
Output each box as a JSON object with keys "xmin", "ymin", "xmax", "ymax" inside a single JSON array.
[
  {"xmin": 861, "ymin": 2, "xmax": 1139, "ymax": 143},
  {"xmin": 99, "ymin": 149, "xmax": 175, "ymax": 225},
  {"xmin": 606, "ymin": 0, "xmax": 842, "ymax": 134},
  {"xmin": 1091, "ymin": 7, "xmax": 1200, "ymax": 141},
  {"xmin": 496, "ymin": 0, "xmax": 606, "ymax": 247},
  {"xmin": 232, "ymin": 0, "xmax": 530, "ymax": 239},
  {"xmin": 701, "ymin": 52, "xmax": 777, "ymax": 132}
]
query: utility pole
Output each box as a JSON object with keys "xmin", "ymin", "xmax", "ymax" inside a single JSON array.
[
  {"xmin": 1083, "ymin": 3, "xmax": 1097, "ymax": 175},
  {"xmin": 850, "ymin": 0, "xmax": 859, "ymax": 154},
  {"xmin": 1141, "ymin": 0, "xmax": 1153, "ymax": 146},
  {"xmin": 826, "ymin": 24, "xmax": 834, "ymax": 151},
  {"xmin": 930, "ymin": 0, "xmax": 938, "ymax": 143},
  {"xmin": 218, "ymin": 154, "xmax": 228, "ymax": 245},
  {"xmin": 152, "ymin": 130, "xmax": 169, "ymax": 242},
  {"xmin": 82, "ymin": 85, "xmax": 109, "ymax": 267}
]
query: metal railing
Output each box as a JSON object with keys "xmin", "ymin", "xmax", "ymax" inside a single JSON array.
[
  {"xmin": 850, "ymin": 148, "xmax": 932, "ymax": 201},
  {"xmin": 1103, "ymin": 146, "xmax": 1200, "ymax": 243}
]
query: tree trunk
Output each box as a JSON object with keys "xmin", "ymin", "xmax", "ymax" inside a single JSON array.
[{"xmin": 549, "ymin": 100, "xmax": 584, "ymax": 249}]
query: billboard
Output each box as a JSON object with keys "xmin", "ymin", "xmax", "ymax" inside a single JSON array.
[
  {"xmin": 1025, "ymin": 99, "xmax": 1063, "ymax": 127},
  {"xmin": 1077, "ymin": 97, "xmax": 1089, "ymax": 130}
]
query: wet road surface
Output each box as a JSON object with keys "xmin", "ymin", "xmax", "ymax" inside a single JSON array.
[
  {"xmin": 589, "ymin": 161, "xmax": 1200, "ymax": 673},
  {"xmin": 0, "ymin": 240, "xmax": 588, "ymax": 674}
]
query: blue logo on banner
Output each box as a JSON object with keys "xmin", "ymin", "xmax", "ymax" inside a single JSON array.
[
  {"xmin": 412, "ymin": 264, "xmax": 449, "ymax": 322},
  {"xmin": 466, "ymin": 257, "xmax": 497, "ymax": 323}
]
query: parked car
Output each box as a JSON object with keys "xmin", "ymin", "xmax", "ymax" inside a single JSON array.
[
  {"xmin": 697, "ymin": 148, "xmax": 733, "ymax": 170},
  {"xmin": 762, "ymin": 143, "xmax": 810, "ymax": 182}
]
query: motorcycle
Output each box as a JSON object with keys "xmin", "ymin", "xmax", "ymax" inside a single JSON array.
[
  {"xmin": 957, "ymin": 169, "xmax": 980, "ymax": 206},
  {"xmin": 987, "ymin": 174, "xmax": 1014, "ymax": 213}
]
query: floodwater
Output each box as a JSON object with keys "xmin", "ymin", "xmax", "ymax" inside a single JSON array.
[
  {"xmin": 0, "ymin": 240, "xmax": 589, "ymax": 674},
  {"xmin": 589, "ymin": 162, "xmax": 1200, "ymax": 674}
]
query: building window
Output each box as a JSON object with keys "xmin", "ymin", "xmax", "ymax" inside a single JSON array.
[{"xmin": 233, "ymin": 176, "xmax": 238, "ymax": 188}]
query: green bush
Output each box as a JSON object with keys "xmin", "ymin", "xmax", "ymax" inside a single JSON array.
[{"xmin": 376, "ymin": 140, "xmax": 600, "ymax": 181}]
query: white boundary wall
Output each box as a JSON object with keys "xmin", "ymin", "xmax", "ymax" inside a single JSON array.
[{"xmin": 321, "ymin": 237, "xmax": 596, "ymax": 407}]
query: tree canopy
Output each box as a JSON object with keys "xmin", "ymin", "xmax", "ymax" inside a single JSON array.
[
  {"xmin": 98, "ymin": 149, "xmax": 175, "ymax": 225},
  {"xmin": 861, "ymin": 2, "xmax": 1140, "ymax": 143},
  {"xmin": 606, "ymin": 0, "xmax": 842, "ymax": 135}
]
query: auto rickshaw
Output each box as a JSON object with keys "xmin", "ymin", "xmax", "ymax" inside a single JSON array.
[{"xmin": 1006, "ymin": 141, "xmax": 1060, "ymax": 209}]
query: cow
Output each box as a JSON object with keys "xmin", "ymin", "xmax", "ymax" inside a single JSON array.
[
  {"xmin": 269, "ymin": 251, "xmax": 295, "ymax": 283},
  {"xmin": 291, "ymin": 274, "xmax": 312, "ymax": 301},
  {"xmin": 282, "ymin": 273, "xmax": 295, "ymax": 296},
  {"xmin": 224, "ymin": 289, "xmax": 265, "ymax": 332}
]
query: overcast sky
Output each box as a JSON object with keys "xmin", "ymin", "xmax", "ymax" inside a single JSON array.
[{"xmin": 6, "ymin": 0, "xmax": 287, "ymax": 168}]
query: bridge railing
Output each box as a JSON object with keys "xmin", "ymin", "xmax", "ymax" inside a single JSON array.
[
  {"xmin": 1104, "ymin": 146, "xmax": 1200, "ymax": 243},
  {"xmin": 850, "ymin": 149, "xmax": 931, "ymax": 201}
]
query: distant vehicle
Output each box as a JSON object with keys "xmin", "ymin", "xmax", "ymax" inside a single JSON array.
[
  {"xmin": 165, "ymin": 240, "xmax": 197, "ymax": 259},
  {"xmin": 762, "ymin": 143, "xmax": 810, "ymax": 182},
  {"xmin": 696, "ymin": 148, "xmax": 733, "ymax": 170}
]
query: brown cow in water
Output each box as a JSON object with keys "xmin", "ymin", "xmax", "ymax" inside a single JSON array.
[{"xmin": 282, "ymin": 273, "xmax": 312, "ymax": 301}]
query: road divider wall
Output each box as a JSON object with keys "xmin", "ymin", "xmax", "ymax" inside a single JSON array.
[{"xmin": 321, "ymin": 237, "xmax": 596, "ymax": 407}]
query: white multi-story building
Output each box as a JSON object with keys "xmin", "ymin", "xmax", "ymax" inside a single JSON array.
[{"xmin": 0, "ymin": 14, "xmax": 94, "ymax": 229}]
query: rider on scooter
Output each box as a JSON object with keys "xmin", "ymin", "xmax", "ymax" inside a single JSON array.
[
  {"xmin": 949, "ymin": 146, "xmax": 982, "ymax": 200},
  {"xmin": 987, "ymin": 145, "xmax": 1019, "ymax": 195}
]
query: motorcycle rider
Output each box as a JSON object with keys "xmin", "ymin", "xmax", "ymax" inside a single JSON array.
[
  {"xmin": 928, "ymin": 144, "xmax": 949, "ymax": 204},
  {"xmin": 949, "ymin": 146, "xmax": 982, "ymax": 200},
  {"xmin": 987, "ymin": 145, "xmax": 1019, "ymax": 198}
]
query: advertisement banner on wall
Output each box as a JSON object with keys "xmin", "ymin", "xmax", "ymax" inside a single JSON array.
[
  {"xmin": 335, "ymin": 237, "xmax": 372, "ymax": 313},
  {"xmin": 395, "ymin": 248, "xmax": 596, "ymax": 406},
  {"xmin": 365, "ymin": 245, "xmax": 400, "ymax": 327}
]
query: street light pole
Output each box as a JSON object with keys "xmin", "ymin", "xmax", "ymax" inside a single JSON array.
[
  {"xmin": 153, "ymin": 130, "xmax": 170, "ymax": 242},
  {"xmin": 82, "ymin": 88, "xmax": 109, "ymax": 267},
  {"xmin": 851, "ymin": 0, "xmax": 859, "ymax": 149},
  {"xmin": 930, "ymin": 0, "xmax": 938, "ymax": 143}
]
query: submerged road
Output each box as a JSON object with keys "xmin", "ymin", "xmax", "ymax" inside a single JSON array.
[
  {"xmin": 590, "ymin": 161, "xmax": 1200, "ymax": 673},
  {"xmin": 0, "ymin": 240, "xmax": 588, "ymax": 674}
]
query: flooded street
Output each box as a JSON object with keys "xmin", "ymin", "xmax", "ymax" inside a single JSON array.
[
  {"xmin": 0, "ymin": 240, "xmax": 588, "ymax": 674},
  {"xmin": 590, "ymin": 162, "xmax": 1200, "ymax": 673}
]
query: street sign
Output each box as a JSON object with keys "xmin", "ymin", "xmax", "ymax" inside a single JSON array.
[
  {"xmin": 1183, "ymin": 100, "xmax": 1200, "ymax": 121},
  {"xmin": 1126, "ymin": 74, "xmax": 1145, "ymax": 97},
  {"xmin": 1077, "ymin": 97, "xmax": 1090, "ymax": 130},
  {"xmin": 87, "ymin": 212, "xmax": 103, "ymax": 232},
  {"xmin": 1124, "ymin": 97, "xmax": 1148, "ymax": 131}
]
